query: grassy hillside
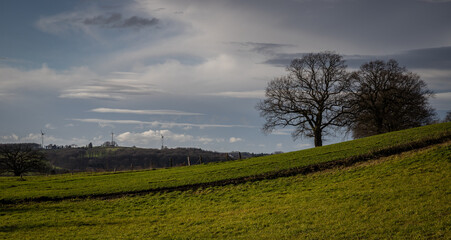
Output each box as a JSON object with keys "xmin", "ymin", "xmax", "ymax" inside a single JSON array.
[
  {"xmin": 1, "ymin": 141, "xmax": 449, "ymax": 239},
  {"xmin": 1, "ymin": 122, "xmax": 450, "ymax": 203}
]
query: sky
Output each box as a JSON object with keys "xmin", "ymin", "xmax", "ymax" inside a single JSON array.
[{"xmin": 1, "ymin": 0, "xmax": 450, "ymax": 153}]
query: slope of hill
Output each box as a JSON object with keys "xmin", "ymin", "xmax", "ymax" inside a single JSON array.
[
  {"xmin": 1, "ymin": 140, "xmax": 449, "ymax": 239},
  {"xmin": 1, "ymin": 122, "xmax": 449, "ymax": 204}
]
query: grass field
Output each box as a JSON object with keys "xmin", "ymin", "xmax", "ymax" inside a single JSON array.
[
  {"xmin": 1, "ymin": 141, "xmax": 450, "ymax": 239},
  {"xmin": 1, "ymin": 122, "xmax": 450, "ymax": 203}
]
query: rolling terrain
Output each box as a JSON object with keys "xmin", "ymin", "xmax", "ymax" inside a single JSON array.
[{"xmin": 1, "ymin": 122, "xmax": 450, "ymax": 239}]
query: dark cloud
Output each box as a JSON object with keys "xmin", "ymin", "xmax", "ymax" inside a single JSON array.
[
  {"xmin": 262, "ymin": 53, "xmax": 307, "ymax": 67},
  {"xmin": 384, "ymin": 47, "xmax": 451, "ymax": 70},
  {"xmin": 262, "ymin": 46, "xmax": 451, "ymax": 70},
  {"xmin": 420, "ymin": 0, "xmax": 451, "ymax": 3},
  {"xmin": 84, "ymin": 13, "xmax": 122, "ymax": 26},
  {"xmin": 344, "ymin": 46, "xmax": 451, "ymax": 70},
  {"xmin": 223, "ymin": 0, "xmax": 451, "ymax": 54},
  {"xmin": 83, "ymin": 13, "xmax": 159, "ymax": 28},
  {"xmin": 121, "ymin": 16, "xmax": 159, "ymax": 28},
  {"xmin": 231, "ymin": 42, "xmax": 294, "ymax": 56}
]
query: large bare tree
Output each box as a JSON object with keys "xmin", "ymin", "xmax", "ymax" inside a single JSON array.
[
  {"xmin": 256, "ymin": 52, "xmax": 351, "ymax": 147},
  {"xmin": 349, "ymin": 59, "xmax": 435, "ymax": 138}
]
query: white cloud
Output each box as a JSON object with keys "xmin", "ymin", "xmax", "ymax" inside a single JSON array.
[
  {"xmin": 205, "ymin": 90, "xmax": 265, "ymax": 99},
  {"xmin": 126, "ymin": 54, "xmax": 278, "ymax": 96},
  {"xmin": 435, "ymin": 92, "xmax": 451, "ymax": 99},
  {"xmin": 111, "ymin": 71, "xmax": 137, "ymax": 75},
  {"xmin": 59, "ymin": 77, "xmax": 163, "ymax": 100},
  {"xmin": 70, "ymin": 118, "xmax": 255, "ymax": 129},
  {"xmin": 0, "ymin": 132, "xmax": 108, "ymax": 147},
  {"xmin": 1, "ymin": 134, "xmax": 19, "ymax": 142},
  {"xmin": 45, "ymin": 124, "xmax": 56, "ymax": 130},
  {"xmin": 276, "ymin": 143, "xmax": 283, "ymax": 148},
  {"xmin": 0, "ymin": 64, "xmax": 163, "ymax": 101},
  {"xmin": 2, "ymin": 133, "xmax": 56, "ymax": 145},
  {"xmin": 0, "ymin": 65, "xmax": 96, "ymax": 95},
  {"xmin": 0, "ymin": 54, "xmax": 269, "ymax": 102},
  {"xmin": 229, "ymin": 137, "xmax": 243, "ymax": 143},
  {"xmin": 430, "ymin": 92, "xmax": 451, "ymax": 110},
  {"xmin": 19, "ymin": 133, "xmax": 41, "ymax": 143},
  {"xmin": 413, "ymin": 69, "xmax": 451, "ymax": 92},
  {"xmin": 90, "ymin": 108, "xmax": 204, "ymax": 116},
  {"xmin": 59, "ymin": 92, "xmax": 125, "ymax": 101},
  {"xmin": 116, "ymin": 129, "xmax": 224, "ymax": 147},
  {"xmin": 116, "ymin": 129, "xmax": 170, "ymax": 145}
]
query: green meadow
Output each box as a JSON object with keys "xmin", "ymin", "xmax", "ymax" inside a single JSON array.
[
  {"xmin": 1, "ymin": 142, "xmax": 450, "ymax": 239},
  {"xmin": 1, "ymin": 122, "xmax": 450, "ymax": 203},
  {"xmin": 1, "ymin": 123, "xmax": 450, "ymax": 239}
]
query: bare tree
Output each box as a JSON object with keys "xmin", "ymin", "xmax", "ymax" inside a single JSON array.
[
  {"xmin": 256, "ymin": 52, "xmax": 351, "ymax": 147},
  {"xmin": 349, "ymin": 59, "xmax": 435, "ymax": 138},
  {"xmin": 0, "ymin": 143, "xmax": 49, "ymax": 177}
]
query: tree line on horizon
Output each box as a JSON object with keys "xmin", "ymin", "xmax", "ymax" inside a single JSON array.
[
  {"xmin": 0, "ymin": 144, "xmax": 267, "ymax": 176},
  {"xmin": 257, "ymin": 51, "xmax": 441, "ymax": 147}
]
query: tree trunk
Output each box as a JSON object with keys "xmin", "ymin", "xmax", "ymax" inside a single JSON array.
[{"xmin": 314, "ymin": 128, "xmax": 323, "ymax": 147}]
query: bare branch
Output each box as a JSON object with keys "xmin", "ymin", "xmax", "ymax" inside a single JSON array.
[
  {"xmin": 257, "ymin": 52, "xmax": 351, "ymax": 147},
  {"xmin": 348, "ymin": 59, "xmax": 436, "ymax": 138}
]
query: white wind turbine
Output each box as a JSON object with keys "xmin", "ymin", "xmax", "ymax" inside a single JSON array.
[{"xmin": 40, "ymin": 130, "xmax": 45, "ymax": 148}]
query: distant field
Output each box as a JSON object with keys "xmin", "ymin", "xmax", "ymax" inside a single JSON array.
[
  {"xmin": 1, "ymin": 141, "xmax": 449, "ymax": 239},
  {"xmin": 1, "ymin": 122, "xmax": 450, "ymax": 203}
]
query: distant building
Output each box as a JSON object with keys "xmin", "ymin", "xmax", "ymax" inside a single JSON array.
[{"xmin": 102, "ymin": 141, "xmax": 118, "ymax": 147}]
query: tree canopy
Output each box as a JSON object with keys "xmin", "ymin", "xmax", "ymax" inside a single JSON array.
[
  {"xmin": 256, "ymin": 52, "xmax": 352, "ymax": 147},
  {"xmin": 349, "ymin": 59, "xmax": 435, "ymax": 138}
]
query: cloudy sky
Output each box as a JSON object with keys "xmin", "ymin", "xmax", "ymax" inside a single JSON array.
[{"xmin": 1, "ymin": 0, "xmax": 450, "ymax": 152}]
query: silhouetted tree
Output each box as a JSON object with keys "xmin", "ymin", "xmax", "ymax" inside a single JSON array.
[
  {"xmin": 0, "ymin": 143, "xmax": 49, "ymax": 177},
  {"xmin": 256, "ymin": 52, "xmax": 352, "ymax": 147},
  {"xmin": 349, "ymin": 59, "xmax": 435, "ymax": 138}
]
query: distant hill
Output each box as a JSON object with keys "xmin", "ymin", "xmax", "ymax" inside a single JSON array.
[{"xmin": 44, "ymin": 147, "xmax": 267, "ymax": 172}]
